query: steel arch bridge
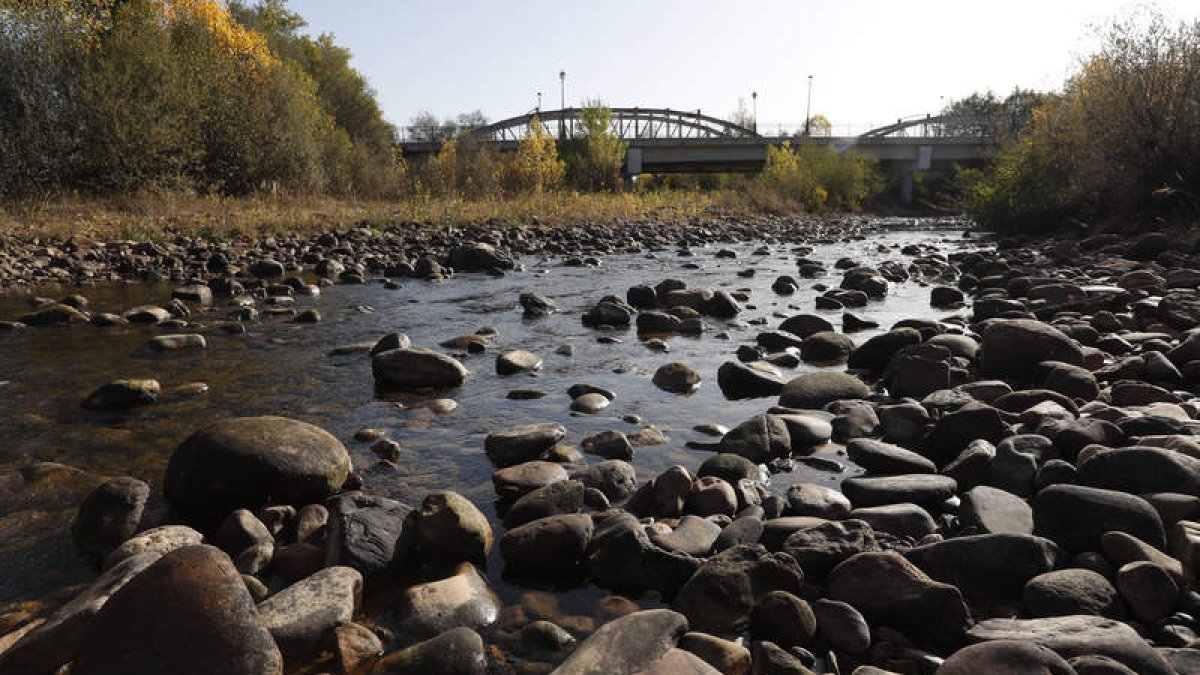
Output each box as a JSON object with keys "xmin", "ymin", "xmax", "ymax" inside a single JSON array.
[
  {"xmin": 465, "ymin": 109, "xmax": 993, "ymax": 143},
  {"xmin": 470, "ymin": 107, "xmax": 761, "ymax": 142}
]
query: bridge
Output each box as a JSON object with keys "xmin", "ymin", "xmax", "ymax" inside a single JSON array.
[{"xmin": 401, "ymin": 107, "xmax": 996, "ymax": 201}]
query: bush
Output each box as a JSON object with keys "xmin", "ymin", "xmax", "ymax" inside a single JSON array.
[
  {"xmin": 963, "ymin": 9, "xmax": 1200, "ymax": 229},
  {"xmin": 756, "ymin": 140, "xmax": 881, "ymax": 211}
]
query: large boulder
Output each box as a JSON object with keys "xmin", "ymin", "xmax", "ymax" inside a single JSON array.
[
  {"xmin": 447, "ymin": 243, "xmax": 514, "ymax": 271},
  {"xmin": 373, "ymin": 348, "xmax": 468, "ymax": 390},
  {"xmin": 414, "ymin": 491, "xmax": 492, "ymax": 566},
  {"xmin": 778, "ymin": 372, "xmax": 869, "ymax": 409},
  {"xmin": 966, "ymin": 616, "xmax": 1174, "ymax": 675},
  {"xmin": 904, "ymin": 533, "xmax": 1064, "ymax": 606},
  {"xmin": 979, "ymin": 319, "xmax": 1083, "ymax": 380},
  {"xmin": 164, "ymin": 416, "xmax": 351, "ymax": 524},
  {"xmin": 671, "ymin": 544, "xmax": 803, "ymax": 635},
  {"xmin": 551, "ymin": 609, "xmax": 688, "ymax": 675},
  {"xmin": 71, "ymin": 546, "xmax": 283, "ymax": 675},
  {"xmin": 1033, "ymin": 484, "xmax": 1165, "ymax": 552},
  {"xmin": 827, "ymin": 551, "xmax": 971, "ymax": 647}
]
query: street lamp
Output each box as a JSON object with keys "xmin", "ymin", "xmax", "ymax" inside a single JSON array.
[
  {"xmin": 559, "ymin": 70, "xmax": 566, "ymax": 138},
  {"xmin": 751, "ymin": 91, "xmax": 758, "ymax": 133},
  {"xmin": 536, "ymin": 91, "xmax": 542, "ymax": 113},
  {"xmin": 804, "ymin": 75, "xmax": 813, "ymax": 136}
]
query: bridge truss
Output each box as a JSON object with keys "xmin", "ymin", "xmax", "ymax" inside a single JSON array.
[{"xmin": 471, "ymin": 107, "xmax": 761, "ymax": 142}]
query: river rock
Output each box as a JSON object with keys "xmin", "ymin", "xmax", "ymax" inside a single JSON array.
[
  {"xmin": 717, "ymin": 361, "xmax": 785, "ymax": 399},
  {"xmin": 801, "ymin": 331, "xmax": 855, "ymax": 363},
  {"xmin": 779, "ymin": 314, "xmax": 834, "ymax": 338},
  {"xmin": 82, "ymin": 379, "xmax": 160, "ymax": 410},
  {"xmin": 72, "ymin": 545, "xmax": 283, "ymax": 675},
  {"xmin": 750, "ymin": 590, "xmax": 817, "ymax": 649},
  {"xmin": 1115, "ymin": 560, "xmax": 1178, "ymax": 623},
  {"xmin": 582, "ymin": 430, "xmax": 633, "ymax": 461},
  {"xmin": 493, "ymin": 461, "xmax": 569, "ymax": 499},
  {"xmin": 21, "ymin": 303, "xmax": 89, "ymax": 325},
  {"xmin": 414, "ymin": 491, "xmax": 492, "ymax": 566},
  {"xmin": 503, "ymin": 479, "xmax": 584, "ymax": 528},
  {"xmin": 0, "ymin": 552, "xmax": 160, "ymax": 674},
  {"xmin": 497, "ymin": 350, "xmax": 543, "ymax": 375},
  {"xmin": 257, "ymin": 566, "xmax": 363, "ymax": 663},
  {"xmin": 650, "ymin": 515, "xmax": 722, "ymax": 557},
  {"xmin": 717, "ymin": 414, "xmax": 791, "ymax": 463},
  {"xmin": 960, "ymin": 485, "xmax": 1034, "ymax": 534},
  {"xmin": 375, "ymin": 627, "xmax": 487, "ymax": 675},
  {"xmin": 324, "ymin": 492, "xmax": 414, "ymax": 575},
  {"xmin": 847, "ymin": 438, "xmax": 936, "ymax": 475},
  {"xmin": 485, "ymin": 422, "xmax": 567, "ymax": 467},
  {"xmin": 149, "ymin": 333, "xmax": 206, "ymax": 350},
  {"xmin": 396, "ymin": 562, "xmax": 499, "ymax": 639},
  {"xmin": 1078, "ymin": 446, "xmax": 1200, "ymax": 497},
  {"xmin": 501, "ymin": 514, "xmax": 593, "ymax": 578},
  {"xmin": 551, "ymin": 609, "xmax": 689, "ymax": 675},
  {"xmin": 847, "ymin": 328, "xmax": 922, "ymax": 372},
  {"xmin": 813, "ymin": 598, "xmax": 871, "ymax": 654},
  {"xmin": 936, "ymin": 640, "xmax": 1076, "ymax": 675},
  {"xmin": 373, "ymin": 348, "xmax": 468, "ymax": 390},
  {"xmin": 71, "ymin": 476, "xmax": 150, "ymax": 560},
  {"xmin": 102, "ymin": 524, "xmax": 202, "ymax": 570},
  {"xmin": 448, "ymin": 242, "xmax": 514, "ymax": 271},
  {"xmin": 1041, "ymin": 361, "xmax": 1101, "ymax": 401},
  {"xmin": 966, "ymin": 616, "xmax": 1174, "ymax": 675},
  {"xmin": 1033, "ymin": 484, "xmax": 1166, "ymax": 552},
  {"xmin": 678, "ymin": 632, "xmax": 751, "ymax": 675},
  {"xmin": 1023, "ymin": 569, "xmax": 1126, "ymax": 619},
  {"xmin": 779, "ymin": 372, "xmax": 869, "ymax": 409},
  {"xmin": 980, "ymin": 319, "xmax": 1084, "ymax": 380},
  {"xmin": 850, "ymin": 503, "xmax": 938, "ymax": 540},
  {"xmin": 827, "ymin": 551, "xmax": 971, "ymax": 647},
  {"xmin": 572, "ymin": 460, "xmax": 637, "ymax": 501},
  {"xmin": 654, "ymin": 362, "xmax": 702, "ymax": 393},
  {"xmin": 571, "ymin": 392, "xmax": 611, "ymax": 414},
  {"xmin": 841, "ymin": 474, "xmax": 957, "ymax": 508},
  {"xmin": 782, "ymin": 519, "xmax": 879, "ymax": 578},
  {"xmin": 776, "ymin": 414, "xmax": 833, "ymax": 448},
  {"xmin": 164, "ymin": 415, "xmax": 351, "ymax": 524},
  {"xmin": 785, "ymin": 483, "xmax": 851, "ymax": 519},
  {"xmin": 671, "ymin": 544, "xmax": 803, "ymax": 635},
  {"xmin": 921, "ymin": 401, "xmax": 1009, "ymax": 468},
  {"xmin": 697, "ymin": 453, "xmax": 761, "ymax": 486},
  {"xmin": 904, "ymin": 533, "xmax": 1063, "ymax": 606},
  {"xmin": 686, "ymin": 476, "xmax": 738, "ymax": 517}
]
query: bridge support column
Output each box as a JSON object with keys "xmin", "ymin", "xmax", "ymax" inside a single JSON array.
[{"xmin": 900, "ymin": 170, "xmax": 914, "ymax": 204}]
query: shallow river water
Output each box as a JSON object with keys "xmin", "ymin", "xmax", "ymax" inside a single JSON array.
[{"xmin": 0, "ymin": 221, "xmax": 985, "ymax": 639}]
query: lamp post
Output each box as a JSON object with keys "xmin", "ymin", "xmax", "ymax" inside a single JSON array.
[
  {"xmin": 536, "ymin": 91, "xmax": 542, "ymax": 113},
  {"xmin": 804, "ymin": 75, "xmax": 813, "ymax": 136},
  {"xmin": 559, "ymin": 70, "xmax": 566, "ymax": 138},
  {"xmin": 751, "ymin": 91, "xmax": 758, "ymax": 133}
]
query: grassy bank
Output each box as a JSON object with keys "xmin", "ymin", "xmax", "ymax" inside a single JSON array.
[{"xmin": 0, "ymin": 190, "xmax": 752, "ymax": 243}]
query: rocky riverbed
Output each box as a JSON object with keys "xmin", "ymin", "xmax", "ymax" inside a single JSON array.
[{"xmin": 2, "ymin": 217, "xmax": 1200, "ymax": 674}]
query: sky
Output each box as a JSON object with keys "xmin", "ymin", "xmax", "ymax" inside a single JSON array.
[{"xmin": 288, "ymin": 0, "xmax": 1198, "ymax": 137}]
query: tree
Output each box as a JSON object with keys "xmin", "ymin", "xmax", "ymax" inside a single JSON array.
[
  {"xmin": 807, "ymin": 115, "xmax": 832, "ymax": 137},
  {"xmin": 564, "ymin": 99, "xmax": 626, "ymax": 191},
  {"xmin": 500, "ymin": 116, "xmax": 564, "ymax": 193}
]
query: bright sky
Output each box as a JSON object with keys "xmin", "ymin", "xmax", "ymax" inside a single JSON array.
[{"xmin": 288, "ymin": 0, "xmax": 1198, "ymax": 137}]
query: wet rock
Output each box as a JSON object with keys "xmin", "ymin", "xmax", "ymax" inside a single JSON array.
[
  {"xmin": 485, "ymin": 422, "xmax": 567, "ymax": 467},
  {"xmin": 800, "ymin": 331, "xmax": 855, "ymax": 363},
  {"xmin": 370, "ymin": 333, "xmax": 413, "ymax": 356},
  {"xmin": 1023, "ymin": 569, "xmax": 1126, "ymax": 619},
  {"xmin": 850, "ymin": 503, "xmax": 938, "ymax": 540},
  {"xmin": 572, "ymin": 460, "xmax": 637, "ymax": 501},
  {"xmin": 72, "ymin": 477, "xmax": 150, "ymax": 560},
  {"xmin": 1041, "ymin": 361, "xmax": 1101, "ymax": 401},
  {"xmin": 552, "ymin": 609, "xmax": 689, "ymax": 675},
  {"xmin": 333, "ymin": 622, "xmax": 382, "ymax": 675},
  {"xmin": 782, "ymin": 519, "xmax": 879, "ymax": 578},
  {"xmin": 214, "ymin": 508, "xmax": 272, "ymax": 559},
  {"xmin": 1078, "ymin": 446, "xmax": 1200, "ymax": 497},
  {"xmin": 990, "ymin": 434, "xmax": 1055, "ymax": 498},
  {"xmin": 586, "ymin": 511, "xmax": 701, "ymax": 596},
  {"xmin": 82, "ymin": 379, "xmax": 160, "ymax": 410},
  {"xmin": 776, "ymin": 414, "xmax": 833, "ymax": 450},
  {"xmin": 687, "ymin": 476, "xmax": 738, "ymax": 517},
  {"xmin": 650, "ymin": 515, "xmax": 722, "ymax": 557},
  {"xmin": 21, "ymin": 303, "xmax": 90, "ymax": 325},
  {"xmin": 149, "ymin": 333, "xmax": 207, "ymax": 350},
  {"xmin": 415, "ymin": 491, "xmax": 492, "ymax": 566},
  {"xmin": 396, "ymin": 562, "xmax": 499, "ymax": 639},
  {"xmin": 257, "ymin": 566, "xmax": 363, "ymax": 663},
  {"xmin": 448, "ymin": 242, "xmax": 514, "ymax": 271},
  {"xmin": 654, "ymin": 362, "xmax": 703, "ymax": 393},
  {"xmin": 717, "ymin": 361, "xmax": 785, "ymax": 399},
  {"xmin": 717, "ymin": 414, "xmax": 792, "ymax": 463},
  {"xmin": 936, "ymin": 640, "xmax": 1076, "ymax": 675},
  {"xmin": 1033, "ymin": 484, "xmax": 1165, "ymax": 552},
  {"xmin": 847, "ymin": 438, "xmax": 936, "ymax": 475},
  {"xmin": 503, "ymin": 479, "xmax": 584, "ymax": 528},
  {"xmin": 904, "ymin": 533, "xmax": 1063, "ymax": 606},
  {"xmin": 373, "ymin": 348, "xmax": 468, "ymax": 390},
  {"xmin": 943, "ymin": 439, "xmax": 996, "ymax": 491},
  {"xmin": 165, "ymin": 415, "xmax": 351, "ymax": 524},
  {"xmin": 493, "ymin": 461, "xmax": 569, "ymax": 500},
  {"xmin": 583, "ymin": 430, "xmax": 634, "ymax": 461},
  {"xmin": 847, "ymin": 328, "xmax": 922, "ymax": 372},
  {"xmin": 72, "ymin": 545, "xmax": 283, "ymax": 675},
  {"xmin": 571, "ymin": 392, "xmax": 611, "ymax": 414},
  {"xmin": 878, "ymin": 401, "xmax": 931, "ymax": 446},
  {"xmin": 324, "ymin": 492, "xmax": 414, "ymax": 575},
  {"xmin": 496, "ymin": 350, "xmax": 543, "ymax": 375},
  {"xmin": 501, "ymin": 514, "xmax": 593, "ymax": 578},
  {"xmin": 750, "ymin": 640, "xmax": 816, "ymax": 674},
  {"xmin": 698, "ymin": 453, "xmax": 761, "ymax": 486},
  {"xmin": 966, "ymin": 616, "xmax": 1174, "ymax": 675},
  {"xmin": 980, "ymin": 319, "xmax": 1084, "ymax": 380},
  {"xmin": 785, "ymin": 483, "xmax": 851, "ymax": 519},
  {"xmin": 931, "ymin": 286, "xmax": 965, "ymax": 308},
  {"xmin": 922, "ymin": 401, "xmax": 1009, "ymax": 468},
  {"xmin": 672, "ymin": 544, "xmax": 803, "ymax": 635},
  {"xmin": 827, "ymin": 551, "xmax": 971, "ymax": 647},
  {"xmin": 375, "ymin": 626, "xmax": 486, "ymax": 675},
  {"xmin": 778, "ymin": 372, "xmax": 869, "ymax": 409}
]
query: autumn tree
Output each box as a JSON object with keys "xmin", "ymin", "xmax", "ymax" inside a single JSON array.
[{"xmin": 501, "ymin": 117, "xmax": 564, "ymax": 193}]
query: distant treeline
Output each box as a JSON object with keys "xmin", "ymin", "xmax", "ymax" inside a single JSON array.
[
  {"xmin": 0, "ymin": 0, "xmax": 399, "ymax": 197},
  {"xmin": 958, "ymin": 8, "xmax": 1200, "ymax": 231}
]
